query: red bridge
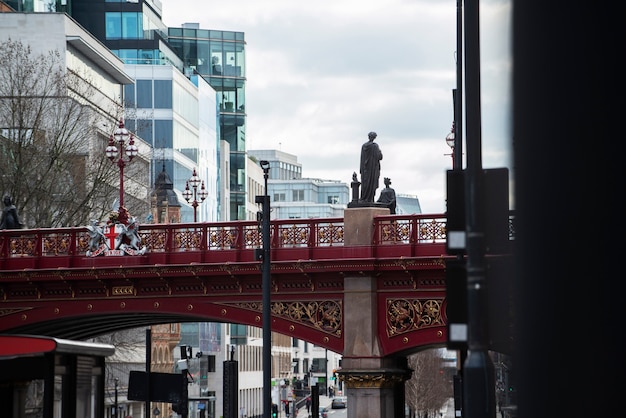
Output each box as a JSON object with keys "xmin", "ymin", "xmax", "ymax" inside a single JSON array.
[
  {"xmin": 0, "ymin": 209, "xmax": 513, "ymax": 417},
  {"xmin": 0, "ymin": 212, "xmax": 455, "ymax": 353}
]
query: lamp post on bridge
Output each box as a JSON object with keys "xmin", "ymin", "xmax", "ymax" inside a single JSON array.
[
  {"xmin": 255, "ymin": 160, "xmax": 271, "ymax": 418},
  {"xmin": 106, "ymin": 119, "xmax": 138, "ymax": 225},
  {"xmin": 182, "ymin": 168, "xmax": 208, "ymax": 222}
]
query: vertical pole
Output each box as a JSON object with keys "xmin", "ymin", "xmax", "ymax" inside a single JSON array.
[
  {"xmin": 454, "ymin": 0, "xmax": 463, "ymax": 170},
  {"xmin": 114, "ymin": 379, "xmax": 118, "ymax": 418},
  {"xmin": 146, "ymin": 328, "xmax": 151, "ymax": 418},
  {"xmin": 118, "ymin": 159, "xmax": 125, "ymax": 208},
  {"xmin": 261, "ymin": 162, "xmax": 271, "ymax": 418},
  {"xmin": 463, "ymin": 0, "xmax": 495, "ymax": 418},
  {"xmin": 453, "ymin": 0, "xmax": 465, "ymax": 413},
  {"xmin": 325, "ymin": 349, "xmax": 328, "ymax": 397}
]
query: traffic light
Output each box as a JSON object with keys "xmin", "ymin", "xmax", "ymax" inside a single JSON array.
[{"xmin": 271, "ymin": 403, "xmax": 278, "ymax": 418}]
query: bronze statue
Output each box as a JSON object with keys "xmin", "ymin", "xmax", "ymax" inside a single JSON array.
[
  {"xmin": 0, "ymin": 194, "xmax": 23, "ymax": 229},
  {"xmin": 377, "ymin": 177, "xmax": 397, "ymax": 214},
  {"xmin": 359, "ymin": 131, "xmax": 383, "ymax": 202}
]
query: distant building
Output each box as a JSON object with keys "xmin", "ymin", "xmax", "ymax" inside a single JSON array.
[
  {"xmin": 248, "ymin": 150, "xmax": 350, "ymax": 220},
  {"xmin": 396, "ymin": 193, "xmax": 422, "ymax": 215}
]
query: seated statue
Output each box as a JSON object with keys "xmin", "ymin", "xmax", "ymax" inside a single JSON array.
[
  {"xmin": 377, "ymin": 177, "xmax": 397, "ymax": 214},
  {"xmin": 0, "ymin": 194, "xmax": 24, "ymax": 229}
]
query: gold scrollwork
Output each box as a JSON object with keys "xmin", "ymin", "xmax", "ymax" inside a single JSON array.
[
  {"xmin": 386, "ymin": 298, "xmax": 444, "ymax": 337},
  {"xmin": 226, "ymin": 300, "xmax": 342, "ymax": 337},
  {"xmin": 340, "ymin": 371, "xmax": 409, "ymax": 389}
]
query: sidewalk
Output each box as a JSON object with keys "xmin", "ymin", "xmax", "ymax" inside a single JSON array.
[{"xmin": 297, "ymin": 394, "xmax": 331, "ymax": 417}]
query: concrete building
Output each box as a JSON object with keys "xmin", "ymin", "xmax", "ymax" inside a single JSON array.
[{"xmin": 0, "ymin": 11, "xmax": 152, "ymax": 224}]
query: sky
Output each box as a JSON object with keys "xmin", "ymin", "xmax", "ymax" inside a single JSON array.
[{"xmin": 161, "ymin": 0, "xmax": 512, "ymax": 215}]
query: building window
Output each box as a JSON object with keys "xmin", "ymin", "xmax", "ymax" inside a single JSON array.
[
  {"xmin": 105, "ymin": 12, "xmax": 143, "ymax": 40},
  {"xmin": 327, "ymin": 195, "xmax": 339, "ymax": 204},
  {"xmin": 136, "ymin": 79, "xmax": 152, "ymax": 108},
  {"xmin": 230, "ymin": 323, "xmax": 246, "ymax": 346},
  {"xmin": 292, "ymin": 190, "xmax": 304, "ymax": 202},
  {"xmin": 274, "ymin": 193, "xmax": 286, "ymax": 202},
  {"xmin": 154, "ymin": 80, "xmax": 172, "ymax": 108}
]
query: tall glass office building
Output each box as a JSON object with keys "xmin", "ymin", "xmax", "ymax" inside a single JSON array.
[{"xmin": 168, "ymin": 25, "xmax": 247, "ymax": 220}]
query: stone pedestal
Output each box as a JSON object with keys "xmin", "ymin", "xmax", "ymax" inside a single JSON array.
[
  {"xmin": 343, "ymin": 207, "xmax": 389, "ymax": 246},
  {"xmin": 339, "ymin": 207, "xmax": 412, "ymax": 418}
]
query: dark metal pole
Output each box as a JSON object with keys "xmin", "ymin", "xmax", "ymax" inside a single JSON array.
[
  {"xmin": 114, "ymin": 378, "xmax": 118, "ymax": 418},
  {"xmin": 325, "ymin": 349, "xmax": 328, "ymax": 397},
  {"xmin": 146, "ymin": 328, "xmax": 151, "ymax": 418},
  {"xmin": 259, "ymin": 161, "xmax": 271, "ymax": 418},
  {"xmin": 453, "ymin": 2, "xmax": 465, "ymax": 417},
  {"xmin": 454, "ymin": 0, "xmax": 463, "ymax": 170},
  {"xmin": 463, "ymin": 0, "xmax": 495, "ymax": 417}
]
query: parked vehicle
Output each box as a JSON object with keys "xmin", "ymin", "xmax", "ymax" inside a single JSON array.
[{"xmin": 331, "ymin": 396, "xmax": 347, "ymax": 409}]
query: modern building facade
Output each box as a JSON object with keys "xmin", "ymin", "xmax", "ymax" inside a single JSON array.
[
  {"xmin": 122, "ymin": 64, "xmax": 219, "ymax": 222},
  {"xmin": 168, "ymin": 23, "xmax": 247, "ymax": 220}
]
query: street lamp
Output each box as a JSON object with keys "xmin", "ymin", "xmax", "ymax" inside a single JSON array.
[
  {"xmin": 106, "ymin": 119, "xmax": 138, "ymax": 225},
  {"xmin": 255, "ymin": 160, "xmax": 271, "ymax": 418},
  {"xmin": 182, "ymin": 167, "xmax": 208, "ymax": 222},
  {"xmin": 445, "ymin": 121, "xmax": 456, "ymax": 168}
]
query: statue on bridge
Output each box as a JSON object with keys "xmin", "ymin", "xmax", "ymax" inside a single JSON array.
[
  {"xmin": 359, "ymin": 131, "xmax": 383, "ymax": 203},
  {"xmin": 376, "ymin": 177, "xmax": 397, "ymax": 214},
  {"xmin": 0, "ymin": 194, "xmax": 24, "ymax": 230}
]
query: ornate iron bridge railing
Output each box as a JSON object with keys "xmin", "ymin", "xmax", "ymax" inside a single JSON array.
[{"xmin": 0, "ymin": 213, "xmax": 514, "ymax": 271}]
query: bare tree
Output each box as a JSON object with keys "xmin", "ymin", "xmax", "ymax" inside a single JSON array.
[
  {"xmin": 405, "ymin": 349, "xmax": 454, "ymax": 418},
  {"xmin": 0, "ymin": 38, "xmax": 149, "ymax": 228}
]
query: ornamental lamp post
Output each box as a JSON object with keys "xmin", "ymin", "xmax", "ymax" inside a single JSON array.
[
  {"xmin": 106, "ymin": 119, "xmax": 138, "ymax": 224},
  {"xmin": 182, "ymin": 168, "xmax": 208, "ymax": 222}
]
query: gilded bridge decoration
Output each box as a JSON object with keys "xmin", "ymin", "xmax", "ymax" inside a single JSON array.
[
  {"xmin": 221, "ymin": 299, "xmax": 342, "ymax": 337},
  {"xmin": 339, "ymin": 370, "xmax": 410, "ymax": 389},
  {"xmin": 386, "ymin": 298, "xmax": 444, "ymax": 337}
]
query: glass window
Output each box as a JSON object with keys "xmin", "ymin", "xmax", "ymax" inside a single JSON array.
[
  {"xmin": 123, "ymin": 84, "xmax": 135, "ymax": 108},
  {"xmin": 154, "ymin": 120, "xmax": 173, "ymax": 148},
  {"xmin": 230, "ymin": 324, "xmax": 246, "ymax": 346},
  {"xmin": 136, "ymin": 79, "xmax": 152, "ymax": 108},
  {"xmin": 154, "ymin": 80, "xmax": 172, "ymax": 108},
  {"xmin": 122, "ymin": 12, "xmax": 142, "ymax": 39},
  {"xmin": 136, "ymin": 119, "xmax": 153, "ymax": 145},
  {"xmin": 105, "ymin": 12, "xmax": 122, "ymax": 39},
  {"xmin": 293, "ymin": 190, "xmax": 304, "ymax": 202}
]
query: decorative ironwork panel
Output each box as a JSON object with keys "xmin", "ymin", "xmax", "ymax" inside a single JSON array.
[
  {"xmin": 9, "ymin": 235, "xmax": 36, "ymax": 256},
  {"xmin": 225, "ymin": 299, "xmax": 342, "ymax": 337},
  {"xmin": 386, "ymin": 298, "xmax": 444, "ymax": 337},
  {"xmin": 418, "ymin": 218, "xmax": 446, "ymax": 243},
  {"xmin": 380, "ymin": 220, "xmax": 411, "ymax": 244},
  {"xmin": 316, "ymin": 223, "xmax": 344, "ymax": 246},
  {"xmin": 278, "ymin": 224, "xmax": 309, "ymax": 247},
  {"xmin": 174, "ymin": 229, "xmax": 202, "ymax": 251},
  {"xmin": 42, "ymin": 233, "xmax": 71, "ymax": 256},
  {"xmin": 208, "ymin": 226, "xmax": 238, "ymax": 250},
  {"xmin": 77, "ymin": 232, "xmax": 91, "ymax": 253},
  {"xmin": 243, "ymin": 225, "xmax": 261, "ymax": 248},
  {"xmin": 140, "ymin": 229, "xmax": 167, "ymax": 251}
]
